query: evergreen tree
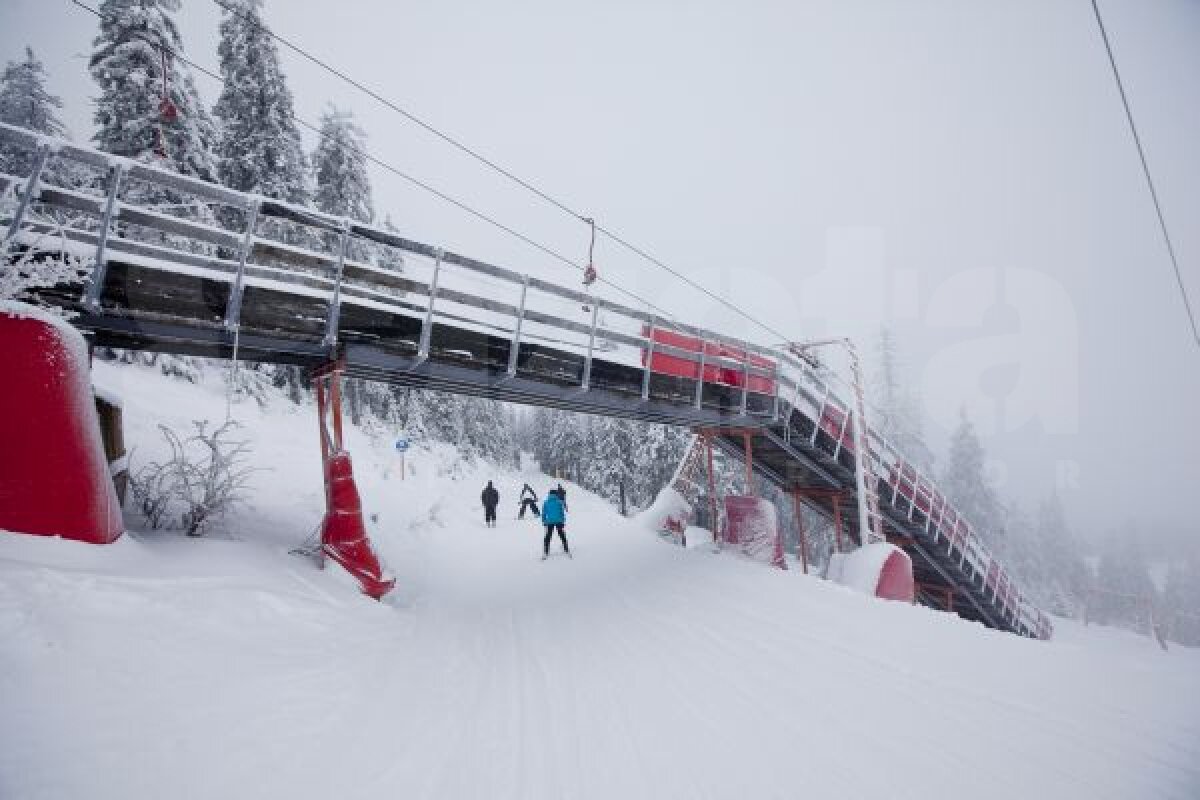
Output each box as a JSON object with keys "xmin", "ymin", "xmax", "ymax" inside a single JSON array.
[
  {"xmin": 0, "ymin": 46, "xmax": 67, "ymax": 176},
  {"xmin": 871, "ymin": 326, "xmax": 933, "ymax": 469},
  {"xmin": 311, "ymin": 105, "xmax": 372, "ymax": 223},
  {"xmin": 375, "ymin": 214, "xmax": 406, "ymax": 271},
  {"xmin": 89, "ymin": 0, "xmax": 218, "ymax": 181},
  {"xmin": 308, "ymin": 104, "xmax": 376, "ymax": 421},
  {"xmin": 941, "ymin": 408, "xmax": 1004, "ymax": 546},
  {"xmin": 1091, "ymin": 529, "xmax": 1157, "ymax": 632},
  {"xmin": 1032, "ymin": 493, "xmax": 1088, "ymax": 616},
  {"xmin": 212, "ymin": 0, "xmax": 308, "ymax": 204},
  {"xmin": 1162, "ymin": 551, "xmax": 1200, "ymax": 646}
]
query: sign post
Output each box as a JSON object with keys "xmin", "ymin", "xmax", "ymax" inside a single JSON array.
[{"xmin": 394, "ymin": 436, "xmax": 409, "ymax": 480}]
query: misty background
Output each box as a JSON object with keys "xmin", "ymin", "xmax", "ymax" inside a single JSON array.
[{"xmin": 3, "ymin": 0, "xmax": 1197, "ymax": 555}]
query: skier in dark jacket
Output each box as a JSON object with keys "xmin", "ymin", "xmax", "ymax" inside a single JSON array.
[
  {"xmin": 541, "ymin": 488, "xmax": 570, "ymax": 560},
  {"xmin": 481, "ymin": 481, "xmax": 500, "ymax": 527},
  {"xmin": 518, "ymin": 483, "xmax": 540, "ymax": 520}
]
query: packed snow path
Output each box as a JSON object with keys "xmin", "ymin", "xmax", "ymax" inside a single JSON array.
[{"xmin": 1, "ymin": 366, "xmax": 1198, "ymax": 800}]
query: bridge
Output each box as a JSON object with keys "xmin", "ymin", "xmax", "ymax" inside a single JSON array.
[{"xmin": 1, "ymin": 121, "xmax": 1051, "ymax": 639}]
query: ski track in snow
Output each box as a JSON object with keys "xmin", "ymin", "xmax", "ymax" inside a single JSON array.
[{"xmin": 1, "ymin": 360, "xmax": 1199, "ymax": 799}]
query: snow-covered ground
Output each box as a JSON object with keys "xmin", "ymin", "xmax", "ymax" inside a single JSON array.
[{"xmin": 1, "ymin": 362, "xmax": 1198, "ymax": 800}]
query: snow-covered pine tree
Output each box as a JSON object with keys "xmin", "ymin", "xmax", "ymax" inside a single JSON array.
[
  {"xmin": 1091, "ymin": 529, "xmax": 1157, "ymax": 632},
  {"xmin": 1162, "ymin": 552, "xmax": 1200, "ymax": 646},
  {"xmin": 311, "ymin": 105, "xmax": 373, "ymax": 224},
  {"xmin": 90, "ymin": 0, "xmax": 218, "ymax": 182},
  {"xmin": 375, "ymin": 214, "xmax": 406, "ymax": 272},
  {"xmin": 1033, "ymin": 493, "xmax": 1089, "ymax": 616},
  {"xmin": 212, "ymin": 0, "xmax": 308, "ymax": 205},
  {"xmin": 941, "ymin": 408, "xmax": 1004, "ymax": 547},
  {"xmin": 308, "ymin": 104, "xmax": 377, "ymax": 421},
  {"xmin": 0, "ymin": 46, "xmax": 68, "ymax": 176},
  {"xmin": 459, "ymin": 396, "xmax": 516, "ymax": 466},
  {"xmin": 578, "ymin": 416, "xmax": 630, "ymax": 511},
  {"xmin": 994, "ymin": 502, "xmax": 1043, "ymax": 599},
  {"xmin": 0, "ymin": 46, "xmax": 90, "ymax": 310},
  {"xmin": 211, "ymin": 0, "xmax": 313, "ymax": 396},
  {"xmin": 871, "ymin": 326, "xmax": 933, "ymax": 469}
]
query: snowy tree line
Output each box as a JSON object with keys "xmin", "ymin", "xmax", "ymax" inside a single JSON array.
[
  {"xmin": 3, "ymin": 1, "xmax": 1198, "ymax": 644},
  {"xmin": 868, "ymin": 326, "xmax": 1200, "ymax": 646}
]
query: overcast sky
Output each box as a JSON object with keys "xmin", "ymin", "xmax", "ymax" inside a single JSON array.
[{"xmin": 3, "ymin": 0, "xmax": 1197, "ymax": 548}]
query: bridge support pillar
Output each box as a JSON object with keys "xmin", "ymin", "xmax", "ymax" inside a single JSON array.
[
  {"xmin": 832, "ymin": 493, "xmax": 845, "ymax": 553},
  {"xmin": 313, "ymin": 361, "xmax": 394, "ymax": 600},
  {"xmin": 790, "ymin": 491, "xmax": 809, "ymax": 574}
]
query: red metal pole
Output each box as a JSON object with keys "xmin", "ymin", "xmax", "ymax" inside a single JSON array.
[
  {"xmin": 792, "ymin": 490, "xmax": 809, "ymax": 574},
  {"xmin": 703, "ymin": 430, "xmax": 719, "ymax": 546},
  {"xmin": 315, "ymin": 376, "xmax": 329, "ymax": 462},
  {"xmin": 743, "ymin": 430, "xmax": 753, "ymax": 495},
  {"xmin": 832, "ymin": 493, "xmax": 844, "ymax": 554},
  {"xmin": 330, "ymin": 367, "xmax": 344, "ymax": 452}
]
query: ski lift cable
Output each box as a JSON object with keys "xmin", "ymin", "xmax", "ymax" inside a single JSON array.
[
  {"xmin": 1089, "ymin": 0, "xmax": 1199, "ymax": 350},
  {"xmin": 65, "ymin": 0, "xmax": 676, "ymax": 323},
  {"xmin": 206, "ymin": 0, "xmax": 795, "ymax": 348}
]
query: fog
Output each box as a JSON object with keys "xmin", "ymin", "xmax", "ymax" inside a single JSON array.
[{"xmin": 3, "ymin": 0, "xmax": 1197, "ymax": 548}]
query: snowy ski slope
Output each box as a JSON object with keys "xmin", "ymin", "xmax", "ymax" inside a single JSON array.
[{"xmin": 0, "ymin": 362, "xmax": 1197, "ymax": 800}]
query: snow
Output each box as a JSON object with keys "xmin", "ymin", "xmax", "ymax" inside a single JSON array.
[
  {"xmin": 2, "ymin": 361, "xmax": 1199, "ymax": 800},
  {"xmin": 0, "ymin": 299, "xmax": 83, "ymax": 346},
  {"xmin": 637, "ymin": 486, "xmax": 690, "ymax": 533},
  {"xmin": 91, "ymin": 384, "xmax": 123, "ymax": 410}
]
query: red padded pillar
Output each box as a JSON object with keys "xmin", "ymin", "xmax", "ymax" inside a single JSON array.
[
  {"xmin": 723, "ymin": 495, "xmax": 787, "ymax": 569},
  {"xmin": 0, "ymin": 303, "xmax": 122, "ymax": 543},
  {"xmin": 875, "ymin": 547, "xmax": 915, "ymax": 603},
  {"xmin": 320, "ymin": 451, "xmax": 394, "ymax": 599}
]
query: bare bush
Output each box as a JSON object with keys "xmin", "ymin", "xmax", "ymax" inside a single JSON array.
[
  {"xmin": 129, "ymin": 455, "xmax": 174, "ymax": 529},
  {"xmin": 128, "ymin": 419, "xmax": 255, "ymax": 536}
]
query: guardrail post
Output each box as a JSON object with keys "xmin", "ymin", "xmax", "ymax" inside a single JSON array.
[
  {"xmin": 84, "ymin": 161, "xmax": 125, "ymax": 310},
  {"xmin": 224, "ymin": 200, "xmax": 259, "ymax": 331},
  {"xmin": 810, "ymin": 383, "xmax": 832, "ymax": 446},
  {"xmin": 322, "ymin": 221, "xmax": 351, "ymax": 350},
  {"xmin": 506, "ymin": 274, "xmax": 529, "ymax": 378},
  {"xmin": 580, "ymin": 301, "xmax": 600, "ymax": 390},
  {"xmin": 640, "ymin": 315, "xmax": 657, "ymax": 402},
  {"xmin": 908, "ymin": 472, "xmax": 922, "ymax": 521},
  {"xmin": 693, "ymin": 338, "xmax": 708, "ymax": 409},
  {"xmin": 738, "ymin": 340, "xmax": 751, "ymax": 416},
  {"xmin": 2, "ymin": 143, "xmax": 50, "ymax": 252},
  {"xmin": 927, "ymin": 491, "xmax": 945, "ymax": 535},
  {"xmin": 770, "ymin": 362, "xmax": 781, "ymax": 422},
  {"xmin": 832, "ymin": 403, "xmax": 851, "ymax": 460},
  {"xmin": 782, "ymin": 380, "xmax": 802, "ymax": 444},
  {"xmin": 417, "ymin": 247, "xmax": 443, "ymax": 361}
]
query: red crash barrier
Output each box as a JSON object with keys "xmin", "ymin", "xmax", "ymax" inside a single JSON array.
[
  {"xmin": 875, "ymin": 547, "xmax": 916, "ymax": 602},
  {"xmin": 641, "ymin": 326, "xmax": 777, "ymax": 395},
  {"xmin": 321, "ymin": 452, "xmax": 395, "ymax": 600},
  {"xmin": 723, "ymin": 495, "xmax": 786, "ymax": 569},
  {"xmin": 0, "ymin": 304, "xmax": 122, "ymax": 544},
  {"xmin": 828, "ymin": 542, "xmax": 914, "ymax": 602}
]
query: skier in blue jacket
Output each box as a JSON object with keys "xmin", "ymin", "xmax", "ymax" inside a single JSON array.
[{"xmin": 541, "ymin": 487, "xmax": 570, "ymax": 560}]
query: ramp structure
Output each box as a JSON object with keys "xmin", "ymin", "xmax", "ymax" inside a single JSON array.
[{"xmin": 1, "ymin": 122, "xmax": 1051, "ymax": 638}]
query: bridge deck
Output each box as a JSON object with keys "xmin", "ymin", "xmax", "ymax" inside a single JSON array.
[{"xmin": 1, "ymin": 122, "xmax": 1050, "ymax": 639}]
